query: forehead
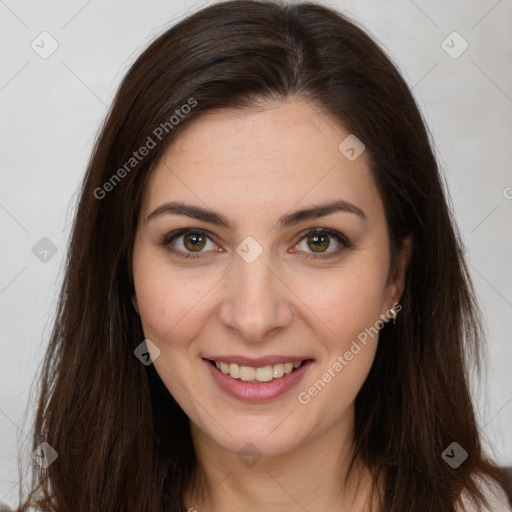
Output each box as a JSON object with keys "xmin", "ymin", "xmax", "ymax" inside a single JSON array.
[{"xmin": 140, "ymin": 98, "xmax": 383, "ymax": 224}]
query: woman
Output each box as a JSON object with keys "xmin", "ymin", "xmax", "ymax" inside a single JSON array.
[{"xmin": 14, "ymin": 0, "xmax": 511, "ymax": 511}]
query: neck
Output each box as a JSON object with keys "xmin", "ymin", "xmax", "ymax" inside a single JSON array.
[{"xmin": 183, "ymin": 408, "xmax": 379, "ymax": 512}]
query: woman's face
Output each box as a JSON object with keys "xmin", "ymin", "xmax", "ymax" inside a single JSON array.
[{"xmin": 132, "ymin": 98, "xmax": 410, "ymax": 457}]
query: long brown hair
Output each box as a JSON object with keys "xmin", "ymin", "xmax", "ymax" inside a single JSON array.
[{"xmin": 16, "ymin": 1, "xmax": 505, "ymax": 510}]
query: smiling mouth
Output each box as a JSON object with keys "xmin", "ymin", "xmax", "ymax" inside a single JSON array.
[{"xmin": 206, "ymin": 359, "xmax": 311, "ymax": 383}]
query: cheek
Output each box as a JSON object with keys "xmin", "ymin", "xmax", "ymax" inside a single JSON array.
[
  {"xmin": 134, "ymin": 267, "xmax": 212, "ymax": 404},
  {"xmin": 292, "ymin": 261, "xmax": 388, "ymax": 345},
  {"xmin": 294, "ymin": 269, "xmax": 384, "ymax": 418},
  {"xmin": 133, "ymin": 253, "xmax": 216, "ymax": 345},
  {"xmin": 293, "ymin": 260, "xmax": 388, "ymax": 411}
]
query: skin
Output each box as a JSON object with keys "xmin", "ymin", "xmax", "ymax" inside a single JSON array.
[{"xmin": 132, "ymin": 98, "xmax": 412, "ymax": 512}]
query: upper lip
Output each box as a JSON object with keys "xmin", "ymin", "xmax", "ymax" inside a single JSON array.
[{"xmin": 204, "ymin": 355, "xmax": 313, "ymax": 367}]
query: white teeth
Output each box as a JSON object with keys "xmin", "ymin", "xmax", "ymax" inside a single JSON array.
[
  {"xmin": 255, "ymin": 365, "xmax": 273, "ymax": 382},
  {"xmin": 212, "ymin": 360, "xmax": 305, "ymax": 382},
  {"xmin": 229, "ymin": 363, "xmax": 240, "ymax": 379},
  {"xmin": 273, "ymin": 364, "xmax": 284, "ymax": 378},
  {"xmin": 240, "ymin": 366, "xmax": 256, "ymax": 381}
]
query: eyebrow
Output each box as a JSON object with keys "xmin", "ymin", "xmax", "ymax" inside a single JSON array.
[{"xmin": 146, "ymin": 199, "xmax": 367, "ymax": 228}]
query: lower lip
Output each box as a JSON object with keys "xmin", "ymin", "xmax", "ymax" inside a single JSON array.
[{"xmin": 204, "ymin": 359, "xmax": 313, "ymax": 402}]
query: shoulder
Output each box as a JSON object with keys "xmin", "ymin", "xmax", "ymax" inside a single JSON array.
[{"xmin": 457, "ymin": 477, "xmax": 511, "ymax": 512}]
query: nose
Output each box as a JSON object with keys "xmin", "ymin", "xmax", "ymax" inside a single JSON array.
[{"xmin": 218, "ymin": 249, "xmax": 295, "ymax": 343}]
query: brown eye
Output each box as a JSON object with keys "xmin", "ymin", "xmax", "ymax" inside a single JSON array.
[
  {"xmin": 293, "ymin": 228, "xmax": 352, "ymax": 259},
  {"xmin": 183, "ymin": 232, "xmax": 207, "ymax": 252},
  {"xmin": 161, "ymin": 229, "xmax": 219, "ymax": 259},
  {"xmin": 306, "ymin": 233, "xmax": 330, "ymax": 253}
]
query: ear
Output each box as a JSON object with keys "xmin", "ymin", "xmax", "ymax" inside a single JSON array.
[
  {"xmin": 383, "ymin": 234, "xmax": 413, "ymax": 311},
  {"xmin": 131, "ymin": 293, "xmax": 139, "ymax": 314}
]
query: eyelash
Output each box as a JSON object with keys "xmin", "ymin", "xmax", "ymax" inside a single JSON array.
[{"xmin": 159, "ymin": 228, "xmax": 354, "ymax": 260}]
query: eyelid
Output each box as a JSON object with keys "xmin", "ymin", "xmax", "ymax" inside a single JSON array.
[
  {"xmin": 292, "ymin": 227, "xmax": 353, "ymax": 257},
  {"xmin": 160, "ymin": 228, "xmax": 220, "ymax": 259},
  {"xmin": 159, "ymin": 227, "xmax": 353, "ymax": 260}
]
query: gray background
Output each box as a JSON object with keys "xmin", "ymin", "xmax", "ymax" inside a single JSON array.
[{"xmin": 1, "ymin": 0, "xmax": 511, "ymax": 506}]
